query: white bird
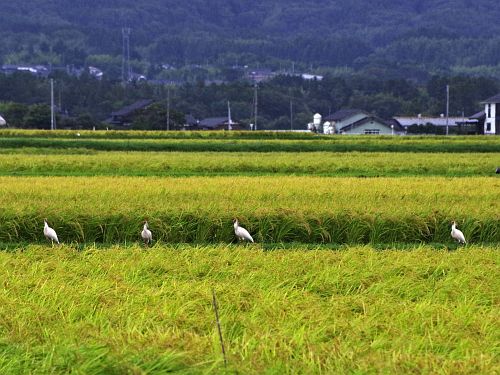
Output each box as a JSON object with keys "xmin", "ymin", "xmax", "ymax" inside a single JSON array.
[
  {"xmin": 451, "ymin": 221, "xmax": 466, "ymax": 244},
  {"xmin": 43, "ymin": 219, "xmax": 59, "ymax": 246},
  {"xmin": 141, "ymin": 220, "xmax": 152, "ymax": 246},
  {"xmin": 233, "ymin": 219, "xmax": 254, "ymax": 243}
]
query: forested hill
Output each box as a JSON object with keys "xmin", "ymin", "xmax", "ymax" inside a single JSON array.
[{"xmin": 1, "ymin": 0, "xmax": 499, "ymax": 77}]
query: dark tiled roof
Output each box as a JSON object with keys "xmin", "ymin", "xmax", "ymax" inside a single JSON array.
[
  {"xmin": 481, "ymin": 93, "xmax": 500, "ymax": 104},
  {"xmin": 111, "ymin": 99, "xmax": 154, "ymax": 117},
  {"xmin": 324, "ymin": 109, "xmax": 366, "ymax": 122},
  {"xmin": 184, "ymin": 114, "xmax": 198, "ymax": 126},
  {"xmin": 199, "ymin": 117, "xmax": 229, "ymax": 128},
  {"xmin": 470, "ymin": 110, "xmax": 485, "ymax": 119}
]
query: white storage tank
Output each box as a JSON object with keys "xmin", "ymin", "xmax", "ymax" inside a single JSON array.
[
  {"xmin": 313, "ymin": 113, "xmax": 322, "ymax": 132},
  {"xmin": 323, "ymin": 121, "xmax": 332, "ymax": 134}
]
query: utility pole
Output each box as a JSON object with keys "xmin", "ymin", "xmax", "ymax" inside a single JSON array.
[
  {"xmin": 445, "ymin": 84, "xmax": 450, "ymax": 135},
  {"xmin": 227, "ymin": 101, "xmax": 232, "ymax": 130},
  {"xmin": 121, "ymin": 27, "xmax": 131, "ymax": 84},
  {"xmin": 50, "ymin": 79, "xmax": 56, "ymax": 130},
  {"xmin": 166, "ymin": 86, "xmax": 170, "ymax": 131},
  {"xmin": 253, "ymin": 84, "xmax": 258, "ymax": 131},
  {"xmin": 290, "ymin": 98, "xmax": 293, "ymax": 131}
]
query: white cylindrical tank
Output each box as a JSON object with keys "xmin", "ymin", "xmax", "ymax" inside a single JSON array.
[
  {"xmin": 313, "ymin": 113, "xmax": 322, "ymax": 126},
  {"xmin": 323, "ymin": 121, "xmax": 331, "ymax": 134},
  {"xmin": 0, "ymin": 115, "xmax": 6, "ymax": 126}
]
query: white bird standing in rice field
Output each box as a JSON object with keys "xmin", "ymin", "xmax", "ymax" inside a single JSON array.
[
  {"xmin": 43, "ymin": 219, "xmax": 59, "ymax": 246},
  {"xmin": 451, "ymin": 221, "xmax": 466, "ymax": 245},
  {"xmin": 233, "ymin": 218, "xmax": 254, "ymax": 243},
  {"xmin": 141, "ymin": 220, "xmax": 152, "ymax": 246}
]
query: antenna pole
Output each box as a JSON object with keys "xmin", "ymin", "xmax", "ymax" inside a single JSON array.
[{"xmin": 122, "ymin": 28, "xmax": 131, "ymax": 84}]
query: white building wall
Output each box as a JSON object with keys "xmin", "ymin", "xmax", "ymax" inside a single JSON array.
[{"xmin": 484, "ymin": 102, "xmax": 497, "ymax": 134}]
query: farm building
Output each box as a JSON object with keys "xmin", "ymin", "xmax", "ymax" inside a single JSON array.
[
  {"xmin": 392, "ymin": 115, "xmax": 480, "ymax": 134},
  {"xmin": 323, "ymin": 109, "xmax": 402, "ymax": 135}
]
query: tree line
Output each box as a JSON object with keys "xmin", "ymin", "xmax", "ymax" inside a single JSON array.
[
  {"xmin": 0, "ymin": 71, "xmax": 497, "ymax": 131},
  {"xmin": 1, "ymin": 0, "xmax": 499, "ymax": 80}
]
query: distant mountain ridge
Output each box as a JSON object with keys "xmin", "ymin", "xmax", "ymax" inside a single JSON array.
[{"xmin": 0, "ymin": 0, "xmax": 499, "ymax": 77}]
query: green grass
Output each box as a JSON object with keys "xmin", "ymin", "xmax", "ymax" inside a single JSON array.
[
  {"xmin": 1, "ymin": 132, "xmax": 499, "ymax": 153},
  {"xmin": 1, "ymin": 130, "xmax": 499, "ymax": 373},
  {"xmin": 0, "ymin": 245, "xmax": 498, "ymax": 374},
  {"xmin": 0, "ymin": 151, "xmax": 499, "ymax": 177}
]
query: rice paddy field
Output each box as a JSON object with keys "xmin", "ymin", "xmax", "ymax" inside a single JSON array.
[{"xmin": 0, "ymin": 130, "xmax": 499, "ymax": 374}]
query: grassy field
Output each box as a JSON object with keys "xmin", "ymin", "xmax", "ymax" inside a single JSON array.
[
  {"xmin": 1, "ymin": 131, "xmax": 500, "ymax": 152},
  {"xmin": 0, "ymin": 245, "xmax": 498, "ymax": 374},
  {"xmin": 1, "ymin": 130, "xmax": 499, "ymax": 373},
  {"xmin": 0, "ymin": 151, "xmax": 499, "ymax": 177}
]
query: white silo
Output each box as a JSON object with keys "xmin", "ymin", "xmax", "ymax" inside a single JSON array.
[
  {"xmin": 313, "ymin": 113, "xmax": 322, "ymax": 133},
  {"xmin": 323, "ymin": 121, "xmax": 332, "ymax": 134}
]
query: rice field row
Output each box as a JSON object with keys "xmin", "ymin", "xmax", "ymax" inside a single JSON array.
[
  {"xmin": 1, "ymin": 134, "xmax": 499, "ymax": 152},
  {"xmin": 0, "ymin": 176, "xmax": 498, "ymax": 244},
  {"xmin": 0, "ymin": 245, "xmax": 498, "ymax": 374},
  {"xmin": 1, "ymin": 129, "xmax": 498, "ymax": 143},
  {"xmin": 1, "ymin": 151, "xmax": 499, "ymax": 177}
]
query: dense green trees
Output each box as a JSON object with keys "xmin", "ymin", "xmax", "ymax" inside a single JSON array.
[
  {"xmin": 0, "ymin": 71, "xmax": 497, "ymax": 130},
  {"xmin": 1, "ymin": 1, "xmax": 499, "ymax": 79}
]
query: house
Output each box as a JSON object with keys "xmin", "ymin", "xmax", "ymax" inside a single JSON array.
[
  {"xmin": 1, "ymin": 64, "xmax": 50, "ymax": 77},
  {"xmin": 196, "ymin": 117, "xmax": 244, "ymax": 131},
  {"xmin": 392, "ymin": 116, "xmax": 479, "ymax": 134},
  {"xmin": 182, "ymin": 114, "xmax": 199, "ymax": 130},
  {"xmin": 323, "ymin": 109, "xmax": 401, "ymax": 135},
  {"xmin": 246, "ymin": 69, "xmax": 275, "ymax": 83},
  {"xmin": 107, "ymin": 99, "xmax": 154, "ymax": 126},
  {"xmin": 481, "ymin": 93, "xmax": 500, "ymax": 135},
  {"xmin": 301, "ymin": 73, "xmax": 323, "ymax": 81}
]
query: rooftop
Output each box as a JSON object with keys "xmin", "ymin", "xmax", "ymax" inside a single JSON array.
[
  {"xmin": 393, "ymin": 116, "xmax": 477, "ymax": 127},
  {"xmin": 111, "ymin": 99, "xmax": 154, "ymax": 117},
  {"xmin": 324, "ymin": 109, "xmax": 366, "ymax": 122},
  {"xmin": 481, "ymin": 93, "xmax": 500, "ymax": 104}
]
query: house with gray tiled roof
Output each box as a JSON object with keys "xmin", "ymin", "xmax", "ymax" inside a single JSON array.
[
  {"xmin": 196, "ymin": 117, "xmax": 244, "ymax": 130},
  {"xmin": 107, "ymin": 99, "xmax": 154, "ymax": 126}
]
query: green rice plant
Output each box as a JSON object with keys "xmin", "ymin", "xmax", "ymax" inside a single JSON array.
[
  {"xmin": 0, "ymin": 176, "xmax": 497, "ymax": 245},
  {"xmin": 1, "ymin": 131, "xmax": 499, "ymax": 153},
  {"xmin": 1, "ymin": 245, "xmax": 498, "ymax": 373},
  {"xmin": 1, "ymin": 150, "xmax": 497, "ymax": 177}
]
